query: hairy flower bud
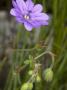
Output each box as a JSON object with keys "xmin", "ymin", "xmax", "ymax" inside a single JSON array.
[
  {"xmin": 21, "ymin": 83, "xmax": 33, "ymax": 90},
  {"xmin": 36, "ymin": 75, "xmax": 41, "ymax": 82},
  {"xmin": 43, "ymin": 68, "xmax": 53, "ymax": 82}
]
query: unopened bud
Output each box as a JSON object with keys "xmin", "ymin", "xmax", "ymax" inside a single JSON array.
[
  {"xmin": 36, "ymin": 75, "xmax": 41, "ymax": 82},
  {"xmin": 21, "ymin": 83, "xmax": 33, "ymax": 90},
  {"xmin": 43, "ymin": 68, "xmax": 53, "ymax": 82}
]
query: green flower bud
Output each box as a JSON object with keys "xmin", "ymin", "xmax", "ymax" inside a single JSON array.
[
  {"xmin": 21, "ymin": 83, "xmax": 28, "ymax": 90},
  {"xmin": 36, "ymin": 75, "xmax": 41, "ymax": 82},
  {"xmin": 28, "ymin": 83, "xmax": 33, "ymax": 90},
  {"xmin": 43, "ymin": 68, "xmax": 53, "ymax": 82},
  {"xmin": 21, "ymin": 83, "xmax": 33, "ymax": 90}
]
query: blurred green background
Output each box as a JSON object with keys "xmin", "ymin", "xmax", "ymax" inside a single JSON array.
[{"xmin": 0, "ymin": 0, "xmax": 67, "ymax": 90}]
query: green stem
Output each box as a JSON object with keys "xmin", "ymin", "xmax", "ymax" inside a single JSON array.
[
  {"xmin": 34, "ymin": 51, "xmax": 55, "ymax": 68},
  {"xmin": 13, "ymin": 74, "xmax": 18, "ymax": 90}
]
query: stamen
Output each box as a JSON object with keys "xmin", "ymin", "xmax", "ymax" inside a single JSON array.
[{"xmin": 24, "ymin": 15, "xmax": 30, "ymax": 20}]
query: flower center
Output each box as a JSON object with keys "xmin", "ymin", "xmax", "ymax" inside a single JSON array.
[{"xmin": 24, "ymin": 15, "xmax": 30, "ymax": 20}]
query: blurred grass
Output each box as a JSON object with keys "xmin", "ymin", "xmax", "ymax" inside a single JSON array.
[{"xmin": 0, "ymin": 0, "xmax": 67, "ymax": 90}]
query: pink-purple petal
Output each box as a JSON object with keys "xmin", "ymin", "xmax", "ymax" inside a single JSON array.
[
  {"xmin": 31, "ymin": 13, "xmax": 49, "ymax": 21},
  {"xmin": 10, "ymin": 9, "xmax": 16, "ymax": 16},
  {"xmin": 30, "ymin": 20, "xmax": 48, "ymax": 28},
  {"xmin": 16, "ymin": 17, "xmax": 24, "ymax": 23},
  {"xmin": 10, "ymin": 8, "xmax": 22, "ymax": 17},
  {"xmin": 24, "ymin": 22, "xmax": 33, "ymax": 31},
  {"xmin": 16, "ymin": 0, "xmax": 27, "ymax": 14},
  {"xmin": 32, "ymin": 4, "xmax": 43, "ymax": 13},
  {"xmin": 26, "ymin": 0, "xmax": 34, "ymax": 11},
  {"xmin": 40, "ymin": 21, "xmax": 49, "ymax": 25},
  {"xmin": 30, "ymin": 20, "xmax": 41, "ymax": 28},
  {"xmin": 12, "ymin": 0, "xmax": 17, "ymax": 7}
]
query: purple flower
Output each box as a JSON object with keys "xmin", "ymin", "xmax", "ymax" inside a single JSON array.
[{"xmin": 10, "ymin": 0, "xmax": 49, "ymax": 31}]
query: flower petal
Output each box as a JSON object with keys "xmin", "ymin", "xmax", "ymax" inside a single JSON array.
[
  {"xmin": 40, "ymin": 21, "xmax": 49, "ymax": 25},
  {"xmin": 31, "ymin": 13, "xmax": 49, "ymax": 21},
  {"xmin": 16, "ymin": 17, "xmax": 24, "ymax": 23},
  {"xmin": 26, "ymin": 0, "xmax": 34, "ymax": 11},
  {"xmin": 12, "ymin": 0, "xmax": 17, "ymax": 7},
  {"xmin": 32, "ymin": 4, "xmax": 43, "ymax": 13},
  {"xmin": 16, "ymin": 0, "xmax": 27, "ymax": 14},
  {"xmin": 30, "ymin": 21, "xmax": 41, "ymax": 28},
  {"xmin": 29, "ymin": 19, "xmax": 49, "ymax": 28},
  {"xmin": 10, "ymin": 8, "xmax": 22, "ymax": 17},
  {"xmin": 10, "ymin": 9, "xmax": 16, "ymax": 16},
  {"xmin": 24, "ymin": 22, "xmax": 33, "ymax": 31}
]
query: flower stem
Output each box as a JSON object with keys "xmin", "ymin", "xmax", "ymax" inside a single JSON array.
[{"xmin": 34, "ymin": 51, "xmax": 55, "ymax": 68}]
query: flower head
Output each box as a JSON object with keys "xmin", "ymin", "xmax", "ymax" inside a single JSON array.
[{"xmin": 10, "ymin": 0, "xmax": 49, "ymax": 31}]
